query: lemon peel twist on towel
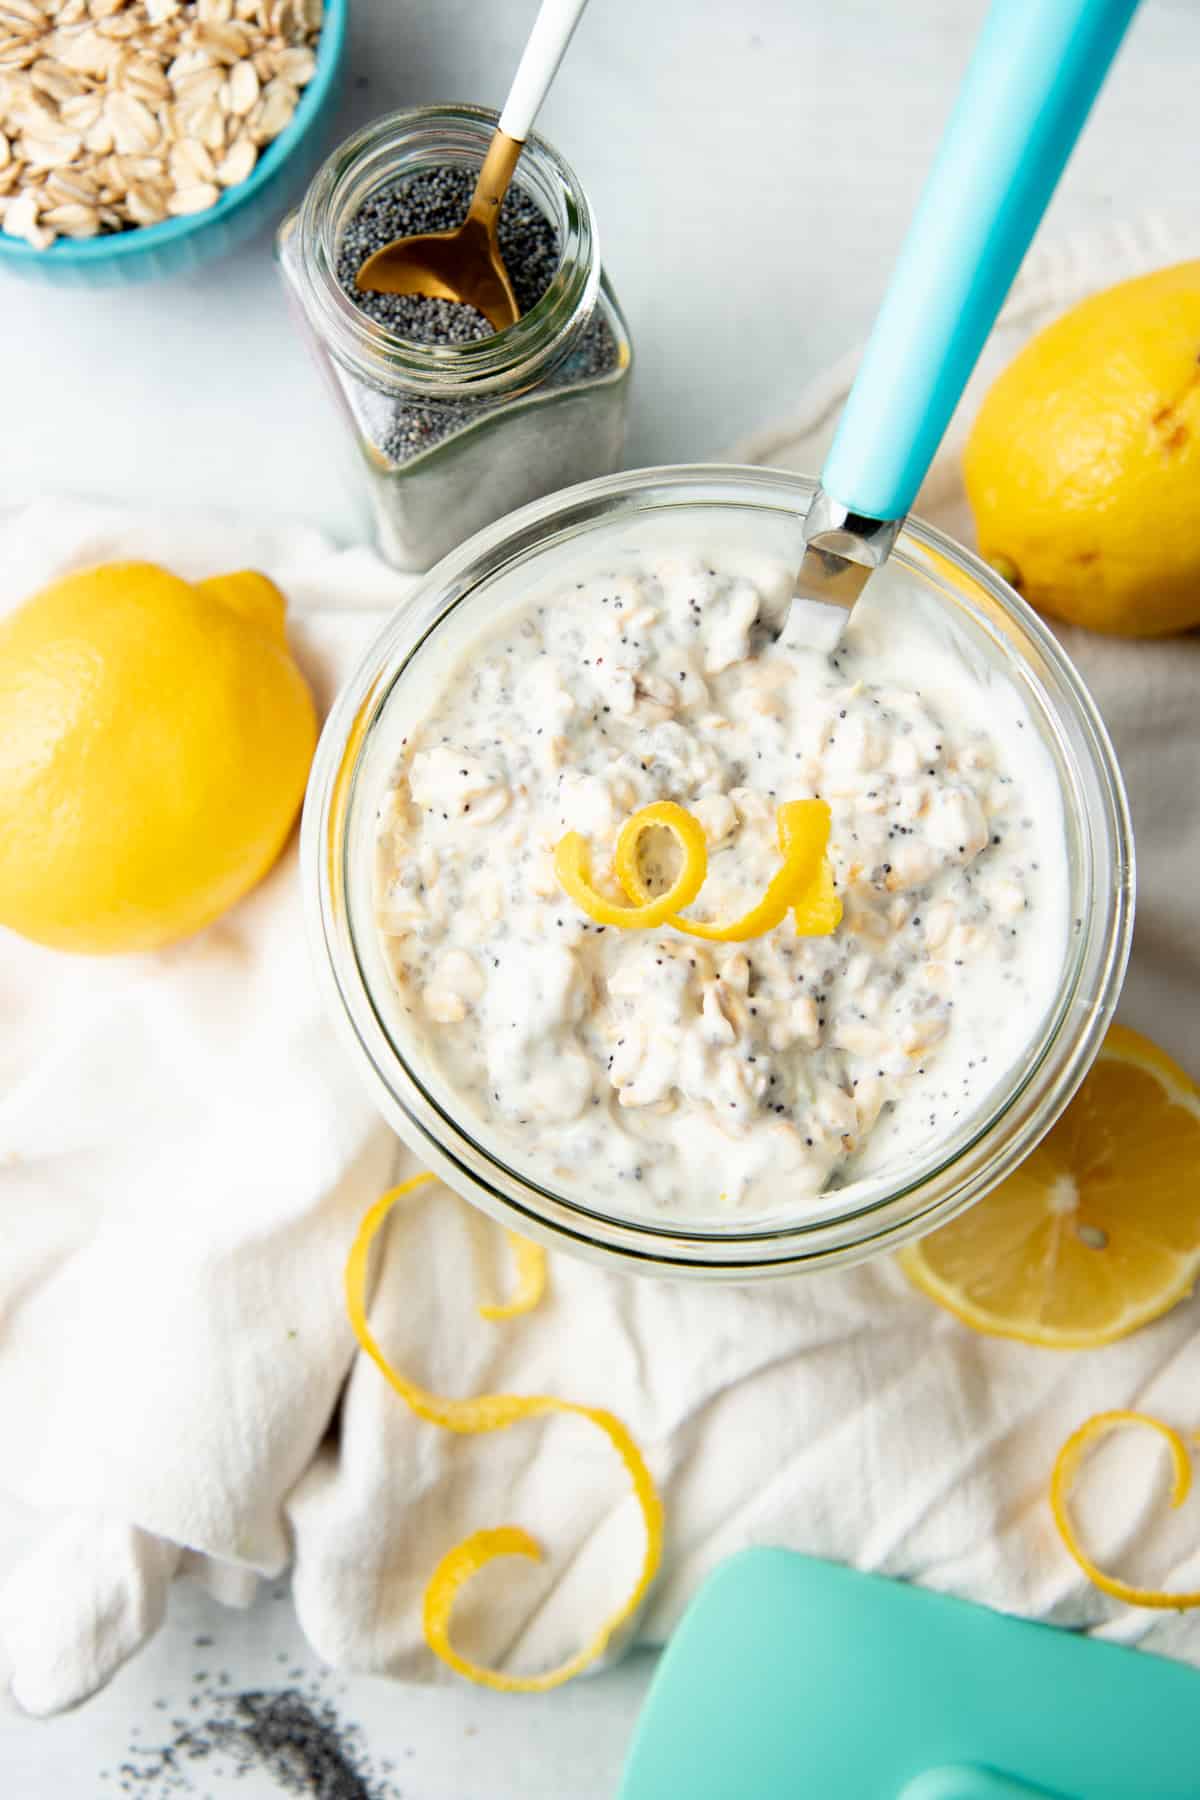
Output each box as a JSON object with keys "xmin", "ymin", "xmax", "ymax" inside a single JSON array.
[
  {"xmin": 344, "ymin": 1174, "xmax": 664, "ymax": 1691},
  {"xmin": 1051, "ymin": 1410, "xmax": 1200, "ymax": 1611},
  {"xmin": 477, "ymin": 1231, "xmax": 547, "ymax": 1321}
]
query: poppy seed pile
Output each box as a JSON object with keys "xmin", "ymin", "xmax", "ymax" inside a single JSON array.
[
  {"xmin": 335, "ymin": 164, "xmax": 619, "ymax": 464},
  {"xmin": 106, "ymin": 1677, "xmax": 398, "ymax": 1800}
]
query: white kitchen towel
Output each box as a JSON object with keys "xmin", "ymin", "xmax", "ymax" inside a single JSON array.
[{"xmin": 4, "ymin": 215, "xmax": 1200, "ymax": 1718}]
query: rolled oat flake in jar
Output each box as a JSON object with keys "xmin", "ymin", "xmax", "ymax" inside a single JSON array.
[{"xmin": 278, "ymin": 104, "xmax": 633, "ymax": 570}]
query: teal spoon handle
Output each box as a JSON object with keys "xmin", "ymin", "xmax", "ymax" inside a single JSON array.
[{"xmin": 820, "ymin": 0, "xmax": 1140, "ymax": 525}]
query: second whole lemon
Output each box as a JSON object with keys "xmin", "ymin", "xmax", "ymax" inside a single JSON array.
[
  {"xmin": 964, "ymin": 261, "xmax": 1200, "ymax": 636},
  {"xmin": 0, "ymin": 561, "xmax": 317, "ymax": 954}
]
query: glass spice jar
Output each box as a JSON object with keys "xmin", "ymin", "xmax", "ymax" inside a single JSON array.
[{"xmin": 277, "ymin": 105, "xmax": 633, "ymax": 571}]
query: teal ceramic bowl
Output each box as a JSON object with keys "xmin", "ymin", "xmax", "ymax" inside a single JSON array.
[{"xmin": 0, "ymin": 0, "xmax": 347, "ymax": 287}]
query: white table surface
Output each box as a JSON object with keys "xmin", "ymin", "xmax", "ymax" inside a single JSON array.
[{"xmin": 1, "ymin": 0, "xmax": 1195, "ymax": 1792}]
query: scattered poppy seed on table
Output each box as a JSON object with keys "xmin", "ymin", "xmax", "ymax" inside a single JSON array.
[{"xmin": 107, "ymin": 1674, "xmax": 398, "ymax": 1799}]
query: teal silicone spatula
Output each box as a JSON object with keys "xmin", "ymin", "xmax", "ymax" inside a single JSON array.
[
  {"xmin": 620, "ymin": 1550, "xmax": 1200, "ymax": 1799},
  {"xmin": 794, "ymin": 0, "xmax": 1141, "ymax": 643}
]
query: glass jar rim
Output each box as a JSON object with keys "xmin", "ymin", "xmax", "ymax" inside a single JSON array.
[
  {"xmin": 302, "ymin": 465, "xmax": 1135, "ymax": 1281},
  {"xmin": 289, "ymin": 104, "xmax": 601, "ymax": 399}
]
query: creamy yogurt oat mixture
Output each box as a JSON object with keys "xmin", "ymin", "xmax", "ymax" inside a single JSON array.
[{"xmin": 373, "ymin": 550, "xmax": 1069, "ymax": 1221}]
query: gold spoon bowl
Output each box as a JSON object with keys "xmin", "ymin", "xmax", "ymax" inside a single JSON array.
[
  {"xmin": 354, "ymin": 130, "xmax": 523, "ymax": 333},
  {"xmin": 353, "ymin": 0, "xmax": 589, "ymax": 332}
]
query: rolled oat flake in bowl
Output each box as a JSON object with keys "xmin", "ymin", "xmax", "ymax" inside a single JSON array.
[
  {"xmin": 278, "ymin": 105, "xmax": 633, "ymax": 570},
  {"xmin": 0, "ymin": 0, "xmax": 322, "ymax": 249}
]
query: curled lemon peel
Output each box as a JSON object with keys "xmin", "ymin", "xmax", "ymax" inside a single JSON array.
[
  {"xmin": 617, "ymin": 797, "xmax": 839, "ymax": 942},
  {"xmin": 791, "ymin": 851, "xmax": 843, "ymax": 936},
  {"xmin": 1050, "ymin": 1409, "xmax": 1200, "ymax": 1610},
  {"xmin": 345, "ymin": 1174, "xmax": 664, "ymax": 1692},
  {"xmin": 612, "ymin": 800, "xmax": 709, "ymax": 920},
  {"xmin": 478, "ymin": 1232, "xmax": 547, "ymax": 1322},
  {"xmin": 554, "ymin": 799, "xmax": 707, "ymax": 929}
]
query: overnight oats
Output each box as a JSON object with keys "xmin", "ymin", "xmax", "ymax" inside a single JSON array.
[
  {"xmin": 307, "ymin": 468, "xmax": 1132, "ymax": 1274},
  {"xmin": 370, "ymin": 545, "xmax": 1069, "ymax": 1221}
]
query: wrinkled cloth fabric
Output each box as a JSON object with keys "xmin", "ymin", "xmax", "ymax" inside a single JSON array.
[
  {"xmin": 0, "ymin": 503, "xmax": 404, "ymax": 1713},
  {"xmin": 5, "ymin": 215, "xmax": 1200, "ymax": 1717}
]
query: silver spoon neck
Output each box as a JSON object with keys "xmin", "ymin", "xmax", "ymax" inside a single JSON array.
[{"xmin": 784, "ymin": 490, "xmax": 903, "ymax": 653}]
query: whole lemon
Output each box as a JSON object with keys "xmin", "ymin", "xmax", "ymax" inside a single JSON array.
[
  {"xmin": 0, "ymin": 562, "xmax": 317, "ymax": 954},
  {"xmin": 964, "ymin": 260, "xmax": 1200, "ymax": 636}
]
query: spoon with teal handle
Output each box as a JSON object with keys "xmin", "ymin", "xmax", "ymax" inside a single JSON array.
[{"xmin": 794, "ymin": 0, "xmax": 1141, "ymax": 644}]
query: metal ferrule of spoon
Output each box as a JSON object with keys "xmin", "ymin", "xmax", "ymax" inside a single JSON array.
[{"xmin": 797, "ymin": 0, "xmax": 1141, "ymax": 646}]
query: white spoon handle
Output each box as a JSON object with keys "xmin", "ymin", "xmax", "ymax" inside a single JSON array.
[{"xmin": 498, "ymin": 0, "xmax": 590, "ymax": 144}]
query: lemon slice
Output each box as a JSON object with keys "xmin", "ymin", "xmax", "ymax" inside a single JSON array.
[{"xmin": 900, "ymin": 1025, "xmax": 1200, "ymax": 1348}]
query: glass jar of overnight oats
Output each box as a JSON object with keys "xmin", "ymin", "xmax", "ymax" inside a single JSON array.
[
  {"xmin": 277, "ymin": 106, "xmax": 632, "ymax": 572},
  {"xmin": 303, "ymin": 467, "xmax": 1133, "ymax": 1281}
]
